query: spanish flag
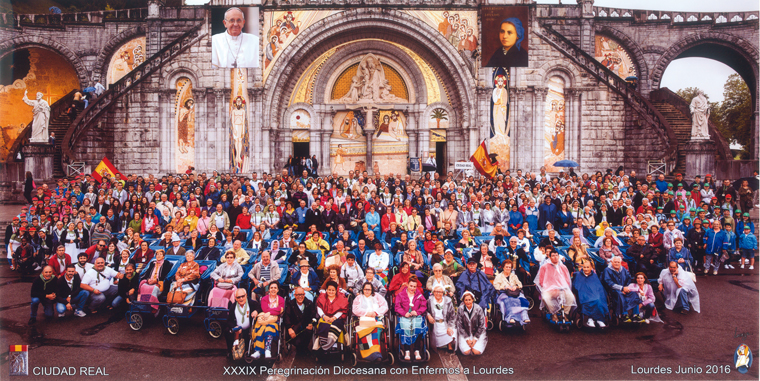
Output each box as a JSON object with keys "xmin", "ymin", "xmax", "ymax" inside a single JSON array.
[
  {"xmin": 470, "ymin": 140, "xmax": 499, "ymax": 179},
  {"xmin": 91, "ymin": 157, "xmax": 124, "ymax": 183},
  {"xmin": 9, "ymin": 345, "xmax": 27, "ymax": 352}
]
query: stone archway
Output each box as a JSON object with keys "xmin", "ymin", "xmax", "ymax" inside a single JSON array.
[
  {"xmin": 594, "ymin": 25, "xmax": 650, "ymax": 92},
  {"xmin": 651, "ymin": 32, "xmax": 759, "ymax": 98},
  {"xmin": 0, "ymin": 36, "xmax": 88, "ymax": 87},
  {"xmin": 92, "ymin": 26, "xmax": 147, "ymax": 84},
  {"xmin": 261, "ymin": 9, "xmax": 477, "ymax": 172}
]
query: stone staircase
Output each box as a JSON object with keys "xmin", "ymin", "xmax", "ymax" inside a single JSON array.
[
  {"xmin": 650, "ymin": 100, "xmax": 691, "ymax": 175},
  {"xmin": 61, "ymin": 23, "xmax": 206, "ymax": 169},
  {"xmin": 649, "ymin": 87, "xmax": 732, "ymax": 177},
  {"xmin": 534, "ymin": 22, "xmax": 679, "ymax": 173}
]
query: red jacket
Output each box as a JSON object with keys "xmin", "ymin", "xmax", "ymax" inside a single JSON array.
[{"xmin": 48, "ymin": 254, "xmax": 72, "ymax": 277}]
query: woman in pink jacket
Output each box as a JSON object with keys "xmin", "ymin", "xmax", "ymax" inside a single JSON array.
[{"xmin": 394, "ymin": 276, "xmax": 428, "ymax": 361}]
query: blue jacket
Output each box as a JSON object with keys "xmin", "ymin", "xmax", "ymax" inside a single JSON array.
[
  {"xmin": 456, "ymin": 269, "xmax": 495, "ymax": 310},
  {"xmin": 739, "ymin": 233, "xmax": 758, "ymax": 250},
  {"xmin": 723, "ymin": 231, "xmax": 737, "ymax": 251},
  {"xmin": 290, "ymin": 269, "xmax": 320, "ymax": 293},
  {"xmin": 601, "ymin": 265, "xmax": 632, "ymax": 292},
  {"xmin": 537, "ymin": 202, "xmax": 557, "ymax": 230},
  {"xmin": 737, "ymin": 220, "xmax": 755, "ymax": 235},
  {"xmin": 704, "ymin": 229, "xmax": 727, "ymax": 255}
]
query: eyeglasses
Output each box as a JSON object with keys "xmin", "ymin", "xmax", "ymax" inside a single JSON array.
[
  {"xmin": 294, "ymin": 293, "xmax": 305, "ymax": 297},
  {"xmin": 235, "ymin": 295, "xmax": 246, "ymax": 299}
]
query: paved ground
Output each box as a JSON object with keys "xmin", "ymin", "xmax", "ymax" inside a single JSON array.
[{"xmin": 0, "ymin": 262, "xmax": 757, "ymax": 381}]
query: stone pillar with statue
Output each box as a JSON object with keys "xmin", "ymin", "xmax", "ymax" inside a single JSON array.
[
  {"xmin": 684, "ymin": 90, "xmax": 716, "ymax": 181},
  {"xmin": 21, "ymin": 90, "xmax": 54, "ymax": 181}
]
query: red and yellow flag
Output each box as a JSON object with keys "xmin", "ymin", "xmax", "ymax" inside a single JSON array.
[
  {"xmin": 91, "ymin": 157, "xmax": 123, "ymax": 183},
  {"xmin": 470, "ymin": 140, "xmax": 499, "ymax": 179},
  {"xmin": 9, "ymin": 345, "xmax": 28, "ymax": 352}
]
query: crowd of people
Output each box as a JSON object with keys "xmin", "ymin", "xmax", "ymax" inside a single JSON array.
[{"xmin": 5, "ymin": 166, "xmax": 758, "ymax": 360}]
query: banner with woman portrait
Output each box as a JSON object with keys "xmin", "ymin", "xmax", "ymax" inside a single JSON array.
[{"xmin": 481, "ymin": 6, "xmax": 529, "ymax": 68}]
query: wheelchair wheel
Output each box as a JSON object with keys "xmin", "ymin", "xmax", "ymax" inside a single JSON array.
[
  {"xmin": 167, "ymin": 317, "xmax": 180, "ymax": 335},
  {"xmin": 352, "ymin": 353, "xmax": 358, "ymax": 366},
  {"xmin": 129, "ymin": 313, "xmax": 143, "ymax": 331},
  {"xmin": 388, "ymin": 352, "xmax": 394, "ymax": 365},
  {"xmin": 208, "ymin": 321, "xmax": 223, "ymax": 339},
  {"xmin": 244, "ymin": 354, "xmax": 254, "ymax": 364},
  {"xmin": 526, "ymin": 295, "xmax": 535, "ymax": 310},
  {"xmin": 424, "ymin": 349, "xmax": 430, "ymax": 361}
]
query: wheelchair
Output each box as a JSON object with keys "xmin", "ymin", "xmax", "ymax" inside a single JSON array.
[
  {"xmin": 309, "ymin": 316, "xmax": 349, "ymax": 362},
  {"xmin": 244, "ymin": 314, "xmax": 287, "ymax": 363},
  {"xmin": 539, "ymin": 291, "xmax": 574, "ymax": 333},
  {"xmin": 392, "ymin": 312, "xmax": 431, "ymax": 363},
  {"xmin": 163, "ymin": 259, "xmax": 217, "ymax": 335},
  {"xmin": 492, "ymin": 290, "xmax": 532, "ymax": 332},
  {"xmin": 347, "ymin": 314, "xmax": 395, "ymax": 366}
]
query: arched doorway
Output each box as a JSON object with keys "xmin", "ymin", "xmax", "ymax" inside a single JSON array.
[
  {"xmin": 260, "ymin": 9, "xmax": 476, "ymax": 175},
  {"xmin": 654, "ymin": 35, "xmax": 759, "ymax": 158},
  {"xmin": 0, "ymin": 47, "xmax": 80, "ymax": 162}
]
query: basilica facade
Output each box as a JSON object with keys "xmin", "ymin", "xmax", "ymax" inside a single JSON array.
[{"xmin": 0, "ymin": 0, "xmax": 757, "ymax": 181}]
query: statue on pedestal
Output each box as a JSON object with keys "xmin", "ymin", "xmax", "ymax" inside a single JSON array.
[
  {"xmin": 689, "ymin": 90, "xmax": 710, "ymax": 140},
  {"xmin": 22, "ymin": 90, "xmax": 50, "ymax": 143}
]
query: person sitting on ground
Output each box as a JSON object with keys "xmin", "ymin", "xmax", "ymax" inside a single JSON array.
[
  {"xmin": 658, "ymin": 261, "xmax": 700, "ymax": 314},
  {"xmin": 456, "ymin": 291, "xmax": 487, "ymax": 356}
]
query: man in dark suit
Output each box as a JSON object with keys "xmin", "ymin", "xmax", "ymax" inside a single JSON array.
[
  {"xmin": 56, "ymin": 264, "xmax": 89, "ymax": 318},
  {"xmin": 304, "ymin": 202, "xmax": 323, "ymax": 231},
  {"xmin": 225, "ymin": 288, "xmax": 261, "ymax": 359},
  {"xmin": 283, "ymin": 286, "xmax": 315, "ymax": 354},
  {"xmin": 606, "ymin": 199, "xmax": 624, "ymax": 227}
]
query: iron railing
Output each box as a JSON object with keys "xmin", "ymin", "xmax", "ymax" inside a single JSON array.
[{"xmin": 61, "ymin": 23, "xmax": 205, "ymax": 168}]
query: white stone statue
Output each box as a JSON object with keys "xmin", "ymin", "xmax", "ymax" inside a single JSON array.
[
  {"xmin": 336, "ymin": 53, "xmax": 407, "ymax": 104},
  {"xmin": 689, "ymin": 90, "xmax": 710, "ymax": 140},
  {"xmin": 23, "ymin": 90, "xmax": 50, "ymax": 143}
]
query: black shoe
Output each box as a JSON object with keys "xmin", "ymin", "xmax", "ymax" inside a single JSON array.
[
  {"xmin": 680, "ymin": 309, "xmax": 688, "ymax": 314},
  {"xmin": 28, "ymin": 317, "xmax": 36, "ymax": 325}
]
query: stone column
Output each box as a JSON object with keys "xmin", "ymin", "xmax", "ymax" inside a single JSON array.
[
  {"xmin": 251, "ymin": 88, "xmax": 264, "ymax": 174},
  {"xmin": 418, "ymin": 113, "xmax": 430, "ymax": 163},
  {"xmin": 564, "ymin": 88, "xmax": 579, "ymax": 164},
  {"xmin": 364, "ymin": 108, "xmax": 376, "ymax": 175},
  {"xmin": 513, "ymin": 88, "xmax": 528, "ymax": 170},
  {"xmin": 23, "ymin": 143, "xmax": 54, "ymax": 181},
  {"xmin": 533, "ymin": 88, "xmax": 548, "ymax": 172},
  {"xmin": 321, "ymin": 112, "xmax": 332, "ymax": 176},
  {"xmin": 684, "ymin": 140, "xmax": 716, "ymax": 182},
  {"xmin": 262, "ymin": 125, "xmax": 271, "ymax": 174},
  {"xmin": 213, "ymin": 89, "xmax": 224, "ymax": 172}
]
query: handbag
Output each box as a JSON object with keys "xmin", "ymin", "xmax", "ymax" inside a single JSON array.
[
  {"xmin": 231, "ymin": 336, "xmax": 246, "ymax": 361},
  {"xmin": 684, "ymin": 263, "xmax": 696, "ymax": 284},
  {"xmin": 217, "ymin": 282, "xmax": 234, "ymax": 290},
  {"xmin": 505, "ymin": 288, "xmax": 522, "ymax": 298},
  {"xmin": 167, "ymin": 289, "xmax": 187, "ymax": 304}
]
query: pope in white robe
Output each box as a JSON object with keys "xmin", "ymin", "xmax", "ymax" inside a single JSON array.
[{"xmin": 211, "ymin": 8, "xmax": 260, "ymax": 69}]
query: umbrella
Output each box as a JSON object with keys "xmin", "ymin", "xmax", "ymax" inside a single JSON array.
[
  {"xmin": 83, "ymin": 87, "xmax": 96, "ymax": 95},
  {"xmin": 49, "ymin": 7, "xmax": 62, "ymax": 14},
  {"xmin": 733, "ymin": 177, "xmax": 759, "ymax": 191},
  {"xmin": 553, "ymin": 160, "xmax": 579, "ymax": 168}
]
